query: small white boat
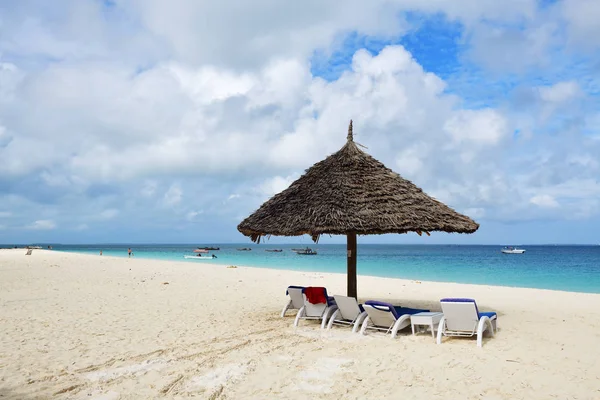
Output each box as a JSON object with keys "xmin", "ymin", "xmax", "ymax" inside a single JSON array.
[
  {"xmin": 184, "ymin": 255, "xmax": 217, "ymax": 260},
  {"xmin": 293, "ymin": 247, "xmax": 317, "ymax": 255},
  {"xmin": 501, "ymin": 246, "xmax": 526, "ymax": 254}
]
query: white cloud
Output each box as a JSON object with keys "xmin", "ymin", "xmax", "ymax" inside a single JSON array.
[
  {"xmin": 186, "ymin": 210, "xmax": 204, "ymax": 221},
  {"xmin": 561, "ymin": 0, "xmax": 600, "ymax": 48},
  {"xmin": 141, "ymin": 180, "xmax": 158, "ymax": 197},
  {"xmin": 0, "ymin": 1, "xmax": 599, "ymax": 243},
  {"xmin": 395, "ymin": 144, "xmax": 427, "ymax": 178},
  {"xmin": 467, "ymin": 20, "xmax": 557, "ymax": 72},
  {"xmin": 258, "ymin": 175, "xmax": 297, "ymax": 197},
  {"xmin": 119, "ymin": 0, "xmax": 407, "ymax": 69},
  {"xmin": 443, "ymin": 109, "xmax": 509, "ymax": 146},
  {"xmin": 463, "ymin": 208, "xmax": 486, "ymax": 219},
  {"xmin": 0, "ymin": 211, "xmax": 11, "ymax": 218},
  {"xmin": 26, "ymin": 219, "xmax": 56, "ymax": 230},
  {"xmin": 538, "ymin": 81, "xmax": 581, "ymax": 103},
  {"xmin": 99, "ymin": 209, "xmax": 119, "ymax": 220},
  {"xmin": 530, "ymin": 194, "xmax": 559, "ymax": 208},
  {"xmin": 1, "ymin": 39, "xmax": 597, "ymax": 228},
  {"xmin": 0, "ymin": 124, "xmax": 11, "ymax": 147},
  {"xmin": 163, "ymin": 184, "xmax": 183, "ymax": 207}
]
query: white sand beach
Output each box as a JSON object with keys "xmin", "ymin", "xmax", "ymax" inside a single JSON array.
[{"xmin": 1, "ymin": 249, "xmax": 600, "ymax": 399}]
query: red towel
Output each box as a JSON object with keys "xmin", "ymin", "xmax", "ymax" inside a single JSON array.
[{"xmin": 304, "ymin": 287, "xmax": 327, "ymax": 305}]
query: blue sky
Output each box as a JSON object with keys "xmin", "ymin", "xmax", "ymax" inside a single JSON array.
[{"xmin": 0, "ymin": 0, "xmax": 599, "ymax": 245}]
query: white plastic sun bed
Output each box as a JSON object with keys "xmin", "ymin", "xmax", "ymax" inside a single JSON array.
[
  {"xmin": 326, "ymin": 295, "xmax": 368, "ymax": 332},
  {"xmin": 281, "ymin": 286, "xmax": 305, "ymax": 317},
  {"xmin": 293, "ymin": 287, "xmax": 338, "ymax": 329},
  {"xmin": 360, "ymin": 301, "xmax": 428, "ymax": 338},
  {"xmin": 436, "ymin": 298, "xmax": 497, "ymax": 347}
]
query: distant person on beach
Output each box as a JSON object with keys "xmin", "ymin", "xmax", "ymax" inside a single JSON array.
[
  {"xmin": 128, "ymin": 248, "xmax": 132, "ymax": 258},
  {"xmin": 100, "ymin": 250, "xmax": 103, "ymax": 256}
]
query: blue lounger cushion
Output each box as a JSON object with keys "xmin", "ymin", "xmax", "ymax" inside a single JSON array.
[
  {"xmin": 440, "ymin": 298, "xmax": 496, "ymax": 320},
  {"xmin": 395, "ymin": 307, "xmax": 428, "ymax": 315},
  {"xmin": 365, "ymin": 301, "xmax": 428, "ymax": 319}
]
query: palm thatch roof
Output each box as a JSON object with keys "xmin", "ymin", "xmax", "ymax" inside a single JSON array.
[{"xmin": 238, "ymin": 121, "xmax": 479, "ymax": 243}]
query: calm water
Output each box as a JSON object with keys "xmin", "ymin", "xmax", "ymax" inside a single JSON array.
[{"xmin": 49, "ymin": 244, "xmax": 600, "ymax": 294}]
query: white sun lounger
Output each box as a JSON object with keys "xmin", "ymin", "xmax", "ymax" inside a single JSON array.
[
  {"xmin": 294, "ymin": 287, "xmax": 338, "ymax": 329},
  {"xmin": 281, "ymin": 286, "xmax": 305, "ymax": 317},
  {"xmin": 436, "ymin": 298, "xmax": 497, "ymax": 347},
  {"xmin": 360, "ymin": 301, "xmax": 428, "ymax": 338},
  {"xmin": 326, "ymin": 295, "xmax": 368, "ymax": 332}
]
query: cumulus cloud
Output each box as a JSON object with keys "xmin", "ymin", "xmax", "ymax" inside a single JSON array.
[
  {"xmin": 141, "ymin": 181, "xmax": 158, "ymax": 197},
  {"xmin": 443, "ymin": 109, "xmax": 509, "ymax": 146},
  {"xmin": 0, "ymin": 0, "xmax": 598, "ymax": 243},
  {"xmin": 163, "ymin": 184, "xmax": 183, "ymax": 207},
  {"xmin": 258, "ymin": 176, "xmax": 298, "ymax": 197},
  {"xmin": 538, "ymin": 81, "xmax": 581, "ymax": 103},
  {"xmin": 530, "ymin": 194, "xmax": 560, "ymax": 208},
  {"xmin": 99, "ymin": 209, "xmax": 119, "ymax": 220},
  {"xmin": 26, "ymin": 220, "xmax": 56, "ymax": 230},
  {"xmin": 561, "ymin": 0, "xmax": 600, "ymax": 48},
  {"xmin": 186, "ymin": 210, "xmax": 203, "ymax": 221},
  {"xmin": 463, "ymin": 208, "xmax": 486, "ymax": 219}
]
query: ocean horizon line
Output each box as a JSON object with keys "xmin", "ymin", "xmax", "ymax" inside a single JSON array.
[{"xmin": 5, "ymin": 242, "xmax": 600, "ymax": 247}]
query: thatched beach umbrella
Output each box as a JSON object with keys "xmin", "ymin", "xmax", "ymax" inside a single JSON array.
[{"xmin": 238, "ymin": 121, "xmax": 479, "ymax": 298}]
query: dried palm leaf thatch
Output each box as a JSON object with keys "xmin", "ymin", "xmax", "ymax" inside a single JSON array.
[{"xmin": 238, "ymin": 120, "xmax": 479, "ymax": 243}]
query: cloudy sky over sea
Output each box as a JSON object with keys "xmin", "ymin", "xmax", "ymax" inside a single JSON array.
[{"xmin": 1, "ymin": 0, "xmax": 599, "ymax": 244}]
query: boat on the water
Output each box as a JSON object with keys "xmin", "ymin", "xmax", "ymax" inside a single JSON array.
[
  {"xmin": 237, "ymin": 248, "xmax": 252, "ymax": 251},
  {"xmin": 501, "ymin": 246, "xmax": 526, "ymax": 254},
  {"xmin": 198, "ymin": 246, "xmax": 220, "ymax": 251},
  {"xmin": 194, "ymin": 249, "xmax": 209, "ymax": 254},
  {"xmin": 265, "ymin": 249, "xmax": 283, "ymax": 252},
  {"xmin": 184, "ymin": 255, "xmax": 217, "ymax": 260},
  {"xmin": 293, "ymin": 247, "xmax": 317, "ymax": 255}
]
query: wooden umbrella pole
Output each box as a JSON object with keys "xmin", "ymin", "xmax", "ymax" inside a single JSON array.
[{"xmin": 347, "ymin": 233, "xmax": 357, "ymax": 298}]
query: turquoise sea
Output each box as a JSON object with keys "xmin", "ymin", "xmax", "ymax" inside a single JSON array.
[{"xmin": 47, "ymin": 244, "xmax": 600, "ymax": 294}]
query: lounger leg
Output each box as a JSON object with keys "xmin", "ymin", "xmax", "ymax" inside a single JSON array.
[
  {"xmin": 294, "ymin": 306, "xmax": 305, "ymax": 328},
  {"xmin": 352, "ymin": 311, "xmax": 368, "ymax": 333},
  {"xmin": 476, "ymin": 316, "xmax": 491, "ymax": 347},
  {"xmin": 281, "ymin": 300, "xmax": 293, "ymax": 318},
  {"xmin": 321, "ymin": 306, "xmax": 338, "ymax": 329},
  {"xmin": 391, "ymin": 315, "xmax": 410, "ymax": 339},
  {"xmin": 436, "ymin": 317, "xmax": 446, "ymax": 345},
  {"xmin": 326, "ymin": 310, "xmax": 340, "ymax": 330},
  {"xmin": 360, "ymin": 316, "xmax": 371, "ymax": 335}
]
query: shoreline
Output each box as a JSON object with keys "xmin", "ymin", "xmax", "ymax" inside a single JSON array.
[
  {"xmin": 2, "ymin": 249, "xmax": 600, "ymax": 398},
  {"xmin": 49, "ymin": 248, "xmax": 600, "ymax": 295}
]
